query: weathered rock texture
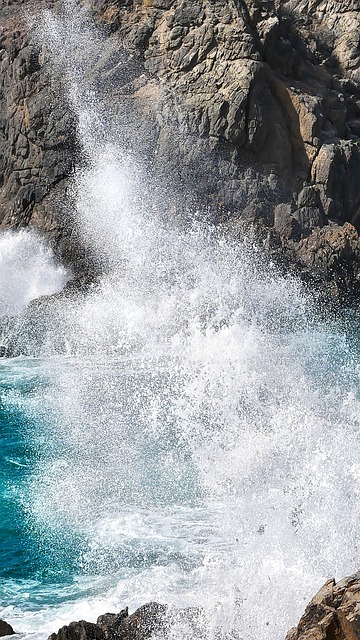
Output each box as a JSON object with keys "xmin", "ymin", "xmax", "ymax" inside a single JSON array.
[
  {"xmin": 0, "ymin": 0, "xmax": 80, "ymax": 261},
  {"xmin": 0, "ymin": 0, "xmax": 359, "ymax": 298},
  {"xmin": 48, "ymin": 603, "xmax": 168, "ymax": 640},
  {"xmin": 286, "ymin": 573, "xmax": 360, "ymax": 640}
]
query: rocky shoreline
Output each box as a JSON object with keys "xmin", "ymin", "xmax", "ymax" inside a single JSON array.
[
  {"xmin": 0, "ymin": 0, "xmax": 359, "ymax": 631},
  {"xmin": 0, "ymin": 0, "xmax": 359, "ymax": 301},
  {"xmin": 2, "ymin": 574, "xmax": 360, "ymax": 640}
]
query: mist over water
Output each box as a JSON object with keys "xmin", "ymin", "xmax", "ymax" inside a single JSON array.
[
  {"xmin": 0, "ymin": 231, "xmax": 68, "ymax": 316},
  {"xmin": 1, "ymin": 3, "xmax": 360, "ymax": 640}
]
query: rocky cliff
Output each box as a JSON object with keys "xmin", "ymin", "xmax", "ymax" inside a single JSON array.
[{"xmin": 0, "ymin": 0, "xmax": 359, "ymax": 299}]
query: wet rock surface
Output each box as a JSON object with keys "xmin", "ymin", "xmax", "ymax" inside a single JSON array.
[
  {"xmin": 48, "ymin": 604, "xmax": 168, "ymax": 640},
  {"xmin": 0, "ymin": 620, "xmax": 15, "ymax": 637},
  {"xmin": 42, "ymin": 575, "xmax": 360, "ymax": 640},
  {"xmin": 0, "ymin": 0, "xmax": 359, "ymax": 299},
  {"xmin": 47, "ymin": 605, "xmax": 212, "ymax": 640},
  {"xmin": 5, "ymin": 575, "xmax": 360, "ymax": 640}
]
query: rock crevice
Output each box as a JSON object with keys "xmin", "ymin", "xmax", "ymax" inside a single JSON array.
[{"xmin": 0, "ymin": 0, "xmax": 359, "ymax": 298}]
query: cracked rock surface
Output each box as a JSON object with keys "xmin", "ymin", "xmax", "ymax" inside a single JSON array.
[
  {"xmin": 0, "ymin": 0, "xmax": 359, "ymax": 298},
  {"xmin": 286, "ymin": 573, "xmax": 360, "ymax": 640}
]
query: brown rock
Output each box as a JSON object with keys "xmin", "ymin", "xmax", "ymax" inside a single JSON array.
[
  {"xmin": 0, "ymin": 0, "xmax": 359, "ymax": 300},
  {"xmin": 73, "ymin": 0, "xmax": 360, "ymax": 299},
  {"xmin": 285, "ymin": 573, "xmax": 360, "ymax": 640},
  {"xmin": 295, "ymin": 222, "xmax": 360, "ymax": 299}
]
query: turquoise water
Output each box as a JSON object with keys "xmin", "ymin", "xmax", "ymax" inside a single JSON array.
[
  {"xmin": 0, "ymin": 356, "xmax": 208, "ymax": 630},
  {"xmin": 0, "ymin": 383, "xmax": 35, "ymax": 582},
  {"xmin": 0, "ymin": 306, "xmax": 359, "ymax": 640},
  {"xmin": 0, "ymin": 363, "xmax": 81, "ymax": 593},
  {"xmin": 1, "ymin": 3, "xmax": 359, "ymax": 637},
  {"xmin": 0, "ymin": 220, "xmax": 359, "ymax": 640}
]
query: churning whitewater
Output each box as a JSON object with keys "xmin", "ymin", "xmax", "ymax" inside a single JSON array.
[
  {"xmin": 0, "ymin": 231, "xmax": 68, "ymax": 317},
  {"xmin": 0, "ymin": 3, "xmax": 360, "ymax": 640}
]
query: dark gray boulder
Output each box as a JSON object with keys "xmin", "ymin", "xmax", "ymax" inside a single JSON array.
[
  {"xmin": 48, "ymin": 603, "xmax": 168, "ymax": 640},
  {"xmin": 0, "ymin": 621, "xmax": 15, "ymax": 637}
]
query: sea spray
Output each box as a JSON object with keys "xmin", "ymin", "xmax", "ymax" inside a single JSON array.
[
  {"xmin": 0, "ymin": 3, "xmax": 360, "ymax": 640},
  {"xmin": 0, "ymin": 230, "xmax": 68, "ymax": 317}
]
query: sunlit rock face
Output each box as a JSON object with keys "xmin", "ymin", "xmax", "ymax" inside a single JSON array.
[
  {"xmin": 0, "ymin": 0, "xmax": 359, "ymax": 298},
  {"xmin": 286, "ymin": 573, "xmax": 360, "ymax": 640}
]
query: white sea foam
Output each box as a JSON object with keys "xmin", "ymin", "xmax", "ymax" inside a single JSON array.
[
  {"xmin": 0, "ymin": 230, "xmax": 68, "ymax": 317},
  {"xmin": 1, "ymin": 3, "xmax": 360, "ymax": 640}
]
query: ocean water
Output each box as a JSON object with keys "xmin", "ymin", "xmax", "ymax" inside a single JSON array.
[
  {"xmin": 1, "ymin": 3, "xmax": 360, "ymax": 640},
  {"xmin": 1, "ymin": 236, "xmax": 360, "ymax": 640}
]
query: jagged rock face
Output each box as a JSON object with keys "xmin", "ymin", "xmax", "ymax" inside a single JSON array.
[
  {"xmin": 47, "ymin": 603, "xmax": 168, "ymax": 640},
  {"xmin": 0, "ymin": 0, "xmax": 359, "ymax": 298},
  {"xmin": 0, "ymin": 1, "xmax": 76, "ymax": 233},
  {"xmin": 286, "ymin": 574, "xmax": 360, "ymax": 640},
  {"xmin": 111, "ymin": 0, "xmax": 360, "ymax": 298}
]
